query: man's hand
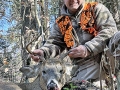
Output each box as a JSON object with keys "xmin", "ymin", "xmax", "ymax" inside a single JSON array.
[
  {"xmin": 68, "ymin": 45, "xmax": 90, "ymax": 58},
  {"xmin": 30, "ymin": 49, "xmax": 44, "ymax": 62}
]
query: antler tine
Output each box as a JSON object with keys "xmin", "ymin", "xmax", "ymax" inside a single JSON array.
[
  {"xmin": 60, "ymin": 50, "xmax": 71, "ymax": 61},
  {"xmin": 26, "ymin": 34, "xmax": 41, "ymax": 54},
  {"xmin": 26, "ymin": 38, "xmax": 46, "ymax": 62},
  {"xmin": 60, "ymin": 28, "xmax": 79, "ymax": 60},
  {"xmin": 72, "ymin": 28, "xmax": 80, "ymax": 48},
  {"xmin": 26, "ymin": 40, "xmax": 33, "ymax": 54}
]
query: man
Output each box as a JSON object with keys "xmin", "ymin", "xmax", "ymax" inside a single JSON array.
[{"xmin": 31, "ymin": 0, "xmax": 117, "ymax": 83}]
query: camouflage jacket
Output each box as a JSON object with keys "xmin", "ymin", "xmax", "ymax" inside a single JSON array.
[{"xmin": 40, "ymin": 2, "xmax": 118, "ymax": 63}]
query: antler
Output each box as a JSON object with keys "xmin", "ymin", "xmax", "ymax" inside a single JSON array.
[
  {"xmin": 60, "ymin": 28, "xmax": 80, "ymax": 60},
  {"xmin": 26, "ymin": 37, "xmax": 46, "ymax": 62},
  {"xmin": 26, "ymin": 26, "xmax": 50, "ymax": 54},
  {"xmin": 26, "ymin": 39, "xmax": 34, "ymax": 54}
]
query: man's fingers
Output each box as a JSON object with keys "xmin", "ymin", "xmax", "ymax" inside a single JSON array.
[
  {"xmin": 31, "ymin": 55, "xmax": 40, "ymax": 62},
  {"xmin": 69, "ymin": 53, "xmax": 80, "ymax": 57}
]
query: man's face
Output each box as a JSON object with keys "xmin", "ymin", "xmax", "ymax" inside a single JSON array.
[{"xmin": 63, "ymin": 0, "xmax": 84, "ymax": 14}]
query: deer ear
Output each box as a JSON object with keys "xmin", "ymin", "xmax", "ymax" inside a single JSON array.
[
  {"xmin": 19, "ymin": 67, "xmax": 31, "ymax": 74},
  {"xmin": 19, "ymin": 65, "xmax": 40, "ymax": 78}
]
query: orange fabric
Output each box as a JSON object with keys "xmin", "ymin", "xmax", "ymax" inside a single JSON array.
[
  {"xmin": 56, "ymin": 16, "xmax": 74, "ymax": 47},
  {"xmin": 56, "ymin": 2, "xmax": 98, "ymax": 48},
  {"xmin": 80, "ymin": 2, "xmax": 98, "ymax": 36}
]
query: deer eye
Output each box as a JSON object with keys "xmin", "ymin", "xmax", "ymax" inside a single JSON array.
[
  {"xmin": 42, "ymin": 70, "xmax": 46, "ymax": 74},
  {"xmin": 60, "ymin": 69, "xmax": 64, "ymax": 74}
]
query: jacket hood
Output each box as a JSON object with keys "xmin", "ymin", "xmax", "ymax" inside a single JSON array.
[{"xmin": 60, "ymin": 1, "xmax": 85, "ymax": 17}]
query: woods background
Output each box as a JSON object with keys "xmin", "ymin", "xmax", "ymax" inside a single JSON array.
[{"xmin": 0, "ymin": 0, "xmax": 120, "ymax": 83}]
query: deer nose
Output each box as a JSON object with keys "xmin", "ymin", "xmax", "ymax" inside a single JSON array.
[{"xmin": 47, "ymin": 80, "xmax": 58, "ymax": 90}]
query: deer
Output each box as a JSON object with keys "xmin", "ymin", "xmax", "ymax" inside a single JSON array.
[
  {"xmin": 0, "ymin": 81, "xmax": 22, "ymax": 90},
  {"xmin": 17, "ymin": 40, "xmax": 73, "ymax": 90}
]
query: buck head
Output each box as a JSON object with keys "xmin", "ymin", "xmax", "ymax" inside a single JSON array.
[
  {"xmin": 21, "ymin": 40, "xmax": 73, "ymax": 90},
  {"xmin": 20, "ymin": 59, "xmax": 72, "ymax": 90},
  {"xmin": 40, "ymin": 60, "xmax": 67, "ymax": 90}
]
